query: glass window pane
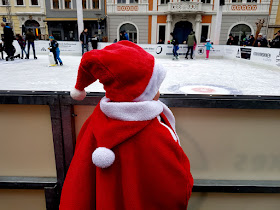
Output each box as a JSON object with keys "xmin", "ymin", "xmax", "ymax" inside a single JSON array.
[
  {"xmin": 17, "ymin": 0, "xmax": 23, "ymax": 5},
  {"xmin": 82, "ymin": 0, "xmax": 86, "ymax": 8},
  {"xmin": 53, "ymin": 0, "xmax": 59, "ymax": 8},
  {"xmin": 65, "ymin": 0, "xmax": 71, "ymax": 8},
  {"xmin": 201, "ymin": 25, "xmax": 209, "ymax": 43}
]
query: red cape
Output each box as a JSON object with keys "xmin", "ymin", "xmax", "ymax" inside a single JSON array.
[{"xmin": 60, "ymin": 102, "xmax": 193, "ymax": 210}]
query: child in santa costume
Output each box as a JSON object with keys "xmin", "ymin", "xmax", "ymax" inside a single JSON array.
[{"xmin": 60, "ymin": 41, "xmax": 193, "ymax": 210}]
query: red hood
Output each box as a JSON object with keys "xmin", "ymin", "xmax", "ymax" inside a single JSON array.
[{"xmin": 91, "ymin": 104, "xmax": 152, "ymax": 150}]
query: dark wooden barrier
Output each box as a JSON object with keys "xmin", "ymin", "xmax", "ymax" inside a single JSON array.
[{"xmin": 1, "ymin": 91, "xmax": 280, "ymax": 209}]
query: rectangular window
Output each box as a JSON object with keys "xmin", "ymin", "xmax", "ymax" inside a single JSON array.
[
  {"xmin": 17, "ymin": 0, "xmax": 24, "ymax": 5},
  {"xmin": 247, "ymin": 0, "xmax": 257, "ymax": 2},
  {"xmin": 2, "ymin": 0, "xmax": 7, "ymax": 5},
  {"xmin": 117, "ymin": 0, "xmax": 126, "ymax": 3},
  {"xmin": 130, "ymin": 0, "xmax": 138, "ymax": 3},
  {"xmin": 82, "ymin": 0, "xmax": 86, "ymax": 8},
  {"xmin": 65, "ymin": 0, "xmax": 71, "ymax": 8},
  {"xmin": 201, "ymin": 0, "xmax": 211, "ymax": 3},
  {"xmin": 200, "ymin": 25, "xmax": 209, "ymax": 43},
  {"xmin": 232, "ymin": 0, "xmax": 242, "ymax": 2},
  {"xmin": 92, "ymin": 0, "xmax": 98, "ymax": 8},
  {"xmin": 53, "ymin": 0, "xmax": 59, "ymax": 8},
  {"xmin": 158, "ymin": 25, "xmax": 166, "ymax": 43},
  {"xmin": 31, "ymin": 0, "xmax": 38, "ymax": 5},
  {"xmin": 160, "ymin": 0, "xmax": 169, "ymax": 4}
]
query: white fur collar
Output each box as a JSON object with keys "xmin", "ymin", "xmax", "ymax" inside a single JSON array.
[{"xmin": 100, "ymin": 97, "xmax": 164, "ymax": 121}]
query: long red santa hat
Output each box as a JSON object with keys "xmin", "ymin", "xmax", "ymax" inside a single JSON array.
[{"xmin": 70, "ymin": 41, "xmax": 167, "ymax": 168}]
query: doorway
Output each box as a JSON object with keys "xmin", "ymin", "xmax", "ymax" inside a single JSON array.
[{"xmin": 173, "ymin": 21, "xmax": 193, "ymax": 44}]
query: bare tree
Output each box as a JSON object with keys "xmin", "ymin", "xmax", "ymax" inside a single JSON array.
[{"xmin": 253, "ymin": 19, "xmax": 265, "ymax": 46}]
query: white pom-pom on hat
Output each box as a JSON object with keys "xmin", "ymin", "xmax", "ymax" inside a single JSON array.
[
  {"xmin": 70, "ymin": 88, "xmax": 87, "ymax": 101},
  {"xmin": 92, "ymin": 147, "xmax": 115, "ymax": 168}
]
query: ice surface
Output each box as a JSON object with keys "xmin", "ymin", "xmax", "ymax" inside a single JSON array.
[{"xmin": 0, "ymin": 55, "xmax": 280, "ymax": 96}]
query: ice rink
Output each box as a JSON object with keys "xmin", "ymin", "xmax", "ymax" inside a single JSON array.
[{"xmin": 0, "ymin": 55, "xmax": 280, "ymax": 96}]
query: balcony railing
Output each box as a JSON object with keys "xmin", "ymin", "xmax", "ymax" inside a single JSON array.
[
  {"xmin": 168, "ymin": 2, "xmax": 202, "ymax": 13},
  {"xmin": 222, "ymin": 3, "xmax": 270, "ymax": 14},
  {"xmin": 107, "ymin": 1, "xmax": 149, "ymax": 14}
]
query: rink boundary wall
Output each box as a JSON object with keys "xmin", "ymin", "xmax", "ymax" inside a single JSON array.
[
  {"xmin": 1, "ymin": 91, "xmax": 280, "ymax": 209},
  {"xmin": 12, "ymin": 41, "xmax": 280, "ymax": 68}
]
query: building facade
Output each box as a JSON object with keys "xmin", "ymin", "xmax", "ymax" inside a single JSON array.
[
  {"xmin": 0, "ymin": 0, "xmax": 47, "ymax": 38},
  {"xmin": 106, "ymin": 0, "xmax": 272, "ymax": 45},
  {"xmin": 268, "ymin": 0, "xmax": 280, "ymax": 40},
  {"xmin": 45, "ymin": 0, "xmax": 107, "ymax": 41}
]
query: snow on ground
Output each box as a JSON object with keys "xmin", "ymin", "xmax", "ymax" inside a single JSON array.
[{"xmin": 0, "ymin": 55, "xmax": 280, "ymax": 96}]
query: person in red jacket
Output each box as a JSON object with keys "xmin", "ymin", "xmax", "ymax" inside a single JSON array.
[{"xmin": 60, "ymin": 41, "xmax": 193, "ymax": 210}]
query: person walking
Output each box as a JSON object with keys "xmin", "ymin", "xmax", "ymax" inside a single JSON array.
[
  {"xmin": 205, "ymin": 39, "xmax": 214, "ymax": 60},
  {"xmin": 26, "ymin": 28, "xmax": 37, "ymax": 59},
  {"xmin": 254, "ymin": 33, "xmax": 268, "ymax": 47},
  {"xmin": 80, "ymin": 28, "xmax": 90, "ymax": 55},
  {"xmin": 16, "ymin": 34, "xmax": 27, "ymax": 59},
  {"xmin": 269, "ymin": 30, "xmax": 280, "ymax": 48},
  {"xmin": 185, "ymin": 31, "xmax": 197, "ymax": 59},
  {"xmin": 1, "ymin": 22, "xmax": 15, "ymax": 61},
  {"xmin": 170, "ymin": 32, "xmax": 179, "ymax": 60},
  {"xmin": 49, "ymin": 35, "xmax": 63, "ymax": 66}
]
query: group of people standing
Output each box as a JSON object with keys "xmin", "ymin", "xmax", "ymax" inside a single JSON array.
[
  {"xmin": 227, "ymin": 30, "xmax": 280, "ymax": 48},
  {"xmin": 1, "ymin": 22, "xmax": 37, "ymax": 61},
  {"xmin": 170, "ymin": 31, "xmax": 213, "ymax": 60}
]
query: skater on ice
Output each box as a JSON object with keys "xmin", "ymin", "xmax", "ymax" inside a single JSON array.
[
  {"xmin": 60, "ymin": 41, "xmax": 193, "ymax": 210},
  {"xmin": 185, "ymin": 31, "xmax": 197, "ymax": 59},
  {"xmin": 80, "ymin": 28, "xmax": 90, "ymax": 55},
  {"xmin": 1, "ymin": 22, "xmax": 15, "ymax": 61},
  {"xmin": 49, "ymin": 35, "xmax": 63, "ymax": 66},
  {"xmin": 16, "ymin": 34, "xmax": 27, "ymax": 59},
  {"xmin": 170, "ymin": 32, "xmax": 179, "ymax": 60},
  {"xmin": 26, "ymin": 28, "xmax": 37, "ymax": 59},
  {"xmin": 205, "ymin": 39, "xmax": 214, "ymax": 60}
]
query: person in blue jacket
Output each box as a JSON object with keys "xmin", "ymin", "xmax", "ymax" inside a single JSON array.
[
  {"xmin": 205, "ymin": 39, "xmax": 214, "ymax": 60},
  {"xmin": 123, "ymin": 31, "xmax": 129, "ymax": 41},
  {"xmin": 49, "ymin": 35, "xmax": 63, "ymax": 66}
]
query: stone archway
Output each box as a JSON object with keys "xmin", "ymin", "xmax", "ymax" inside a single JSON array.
[
  {"xmin": 173, "ymin": 21, "xmax": 193, "ymax": 44},
  {"xmin": 25, "ymin": 20, "xmax": 41, "ymax": 38}
]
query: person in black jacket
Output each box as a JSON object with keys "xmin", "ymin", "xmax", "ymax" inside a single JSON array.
[
  {"xmin": 254, "ymin": 33, "xmax": 268, "ymax": 47},
  {"xmin": 247, "ymin": 35, "xmax": 255, "ymax": 46},
  {"xmin": 226, "ymin": 34, "xmax": 237, "ymax": 45},
  {"xmin": 80, "ymin": 28, "xmax": 90, "ymax": 55},
  {"xmin": 269, "ymin": 30, "xmax": 280, "ymax": 48},
  {"xmin": 25, "ymin": 28, "xmax": 37, "ymax": 59},
  {"xmin": 1, "ymin": 22, "xmax": 15, "ymax": 60}
]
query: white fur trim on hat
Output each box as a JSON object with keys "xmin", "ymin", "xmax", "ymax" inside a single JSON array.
[
  {"xmin": 92, "ymin": 147, "xmax": 115, "ymax": 168},
  {"xmin": 70, "ymin": 88, "xmax": 87, "ymax": 101},
  {"xmin": 100, "ymin": 96, "xmax": 164, "ymax": 121},
  {"xmin": 133, "ymin": 59, "xmax": 166, "ymax": 102}
]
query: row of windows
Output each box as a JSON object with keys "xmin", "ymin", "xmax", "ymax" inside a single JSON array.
[
  {"xmin": 52, "ymin": 0, "xmax": 99, "ymax": 9},
  {"xmin": 116, "ymin": 0, "xmax": 257, "ymax": 4},
  {"xmin": 1, "ymin": 0, "xmax": 38, "ymax": 6}
]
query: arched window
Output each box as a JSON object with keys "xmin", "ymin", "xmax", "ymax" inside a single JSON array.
[
  {"xmin": 119, "ymin": 23, "xmax": 138, "ymax": 43},
  {"xmin": 230, "ymin": 24, "xmax": 252, "ymax": 45}
]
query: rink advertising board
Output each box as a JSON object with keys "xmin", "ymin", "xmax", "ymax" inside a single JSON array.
[{"xmin": 13, "ymin": 41, "xmax": 280, "ymax": 67}]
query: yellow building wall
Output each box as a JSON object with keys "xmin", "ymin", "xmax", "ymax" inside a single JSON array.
[{"xmin": 0, "ymin": 0, "xmax": 44, "ymax": 35}]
